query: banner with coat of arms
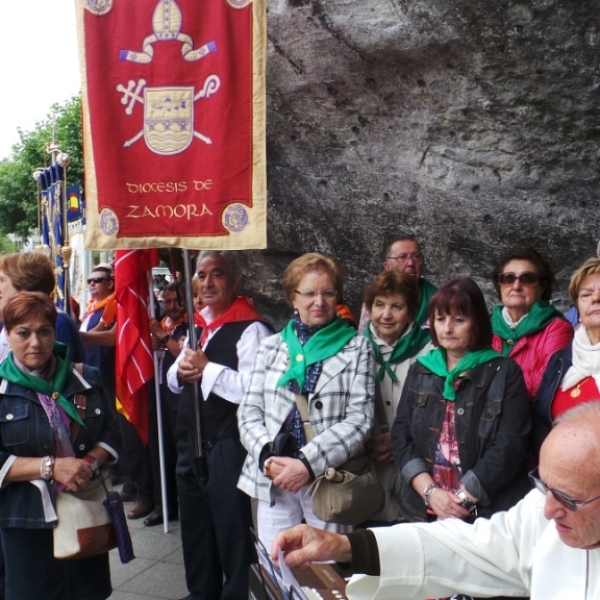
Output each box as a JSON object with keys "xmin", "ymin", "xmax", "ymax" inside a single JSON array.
[{"xmin": 75, "ymin": 0, "xmax": 266, "ymax": 250}]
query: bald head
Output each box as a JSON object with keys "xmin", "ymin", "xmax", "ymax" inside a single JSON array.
[
  {"xmin": 539, "ymin": 401, "xmax": 600, "ymax": 549},
  {"xmin": 544, "ymin": 402, "xmax": 600, "ymax": 477}
]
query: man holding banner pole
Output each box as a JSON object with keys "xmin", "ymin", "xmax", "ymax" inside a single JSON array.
[{"xmin": 168, "ymin": 251, "xmax": 271, "ymax": 600}]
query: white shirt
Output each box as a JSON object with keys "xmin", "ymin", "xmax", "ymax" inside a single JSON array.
[
  {"xmin": 347, "ymin": 489, "xmax": 600, "ymax": 600},
  {"xmin": 167, "ymin": 308, "xmax": 271, "ymax": 404}
]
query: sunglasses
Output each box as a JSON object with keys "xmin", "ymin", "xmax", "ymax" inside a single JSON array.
[
  {"xmin": 529, "ymin": 468, "xmax": 600, "ymax": 512},
  {"xmin": 87, "ymin": 277, "xmax": 111, "ymax": 284},
  {"xmin": 498, "ymin": 271, "xmax": 539, "ymax": 286}
]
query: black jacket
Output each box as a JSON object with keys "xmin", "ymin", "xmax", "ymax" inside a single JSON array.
[{"xmin": 391, "ymin": 356, "xmax": 531, "ymax": 522}]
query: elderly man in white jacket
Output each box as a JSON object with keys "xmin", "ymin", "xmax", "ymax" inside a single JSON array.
[{"xmin": 273, "ymin": 401, "xmax": 600, "ymax": 600}]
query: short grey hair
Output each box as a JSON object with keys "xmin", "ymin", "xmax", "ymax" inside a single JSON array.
[{"xmin": 196, "ymin": 251, "xmax": 241, "ymax": 276}]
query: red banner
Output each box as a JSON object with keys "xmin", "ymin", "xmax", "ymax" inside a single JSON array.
[
  {"xmin": 75, "ymin": 0, "xmax": 266, "ymax": 249},
  {"xmin": 115, "ymin": 249, "xmax": 159, "ymax": 444}
]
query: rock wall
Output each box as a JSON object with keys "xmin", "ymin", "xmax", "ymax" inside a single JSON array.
[{"xmin": 244, "ymin": 0, "xmax": 600, "ymax": 328}]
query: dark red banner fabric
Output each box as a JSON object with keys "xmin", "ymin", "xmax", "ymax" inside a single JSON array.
[{"xmin": 76, "ymin": 0, "xmax": 266, "ymax": 249}]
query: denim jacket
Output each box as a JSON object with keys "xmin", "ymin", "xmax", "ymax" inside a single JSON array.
[
  {"xmin": 0, "ymin": 364, "xmax": 120, "ymax": 529},
  {"xmin": 391, "ymin": 356, "xmax": 531, "ymax": 522}
]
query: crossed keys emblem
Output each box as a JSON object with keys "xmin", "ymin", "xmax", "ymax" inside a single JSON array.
[{"xmin": 116, "ymin": 75, "xmax": 221, "ymax": 155}]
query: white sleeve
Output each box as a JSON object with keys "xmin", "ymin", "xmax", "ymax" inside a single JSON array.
[
  {"xmin": 200, "ymin": 322, "xmax": 272, "ymax": 404},
  {"xmin": 166, "ymin": 336, "xmax": 190, "ymax": 394},
  {"xmin": 347, "ymin": 490, "xmax": 544, "ymax": 600}
]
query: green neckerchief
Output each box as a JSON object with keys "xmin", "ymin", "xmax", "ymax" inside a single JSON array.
[
  {"xmin": 363, "ymin": 321, "xmax": 431, "ymax": 383},
  {"xmin": 417, "ymin": 346, "xmax": 501, "ymax": 401},
  {"xmin": 0, "ymin": 342, "xmax": 84, "ymax": 426},
  {"xmin": 278, "ymin": 316, "xmax": 357, "ymax": 391},
  {"xmin": 415, "ymin": 278, "xmax": 437, "ymax": 327},
  {"xmin": 491, "ymin": 300, "xmax": 567, "ymax": 356}
]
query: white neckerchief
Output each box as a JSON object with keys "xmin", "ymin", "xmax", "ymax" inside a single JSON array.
[
  {"xmin": 502, "ymin": 306, "xmax": 528, "ymax": 329},
  {"xmin": 561, "ymin": 326, "xmax": 600, "ymax": 391}
]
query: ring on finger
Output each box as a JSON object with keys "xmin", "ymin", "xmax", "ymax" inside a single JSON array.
[{"xmin": 76, "ymin": 478, "xmax": 85, "ymax": 486}]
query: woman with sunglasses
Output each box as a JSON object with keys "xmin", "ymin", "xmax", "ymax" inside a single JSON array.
[
  {"xmin": 532, "ymin": 258, "xmax": 600, "ymax": 456},
  {"xmin": 491, "ymin": 247, "xmax": 572, "ymax": 399}
]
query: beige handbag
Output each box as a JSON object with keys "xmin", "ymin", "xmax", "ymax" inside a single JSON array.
[
  {"xmin": 52, "ymin": 373, "xmax": 118, "ymax": 560},
  {"xmin": 296, "ymin": 395, "xmax": 385, "ymax": 525},
  {"xmin": 53, "ymin": 472, "xmax": 117, "ymax": 560}
]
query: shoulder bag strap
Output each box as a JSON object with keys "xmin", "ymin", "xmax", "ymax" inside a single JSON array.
[
  {"xmin": 295, "ymin": 394, "xmax": 315, "ymax": 443},
  {"xmin": 69, "ymin": 363, "xmax": 87, "ymax": 444}
]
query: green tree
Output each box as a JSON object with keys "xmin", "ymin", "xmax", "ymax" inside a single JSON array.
[{"xmin": 0, "ymin": 96, "xmax": 83, "ymax": 239}]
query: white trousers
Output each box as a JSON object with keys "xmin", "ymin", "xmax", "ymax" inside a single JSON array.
[{"xmin": 256, "ymin": 484, "xmax": 352, "ymax": 554}]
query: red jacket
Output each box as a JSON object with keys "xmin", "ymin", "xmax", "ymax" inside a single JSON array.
[{"xmin": 492, "ymin": 317, "xmax": 573, "ymax": 400}]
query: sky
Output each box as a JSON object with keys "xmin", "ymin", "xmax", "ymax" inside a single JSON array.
[{"xmin": 0, "ymin": 2, "xmax": 81, "ymax": 160}]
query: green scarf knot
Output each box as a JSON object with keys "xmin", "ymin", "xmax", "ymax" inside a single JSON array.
[
  {"xmin": 491, "ymin": 300, "xmax": 567, "ymax": 356},
  {"xmin": 278, "ymin": 317, "xmax": 357, "ymax": 391},
  {"xmin": 363, "ymin": 321, "xmax": 431, "ymax": 384},
  {"xmin": 417, "ymin": 346, "xmax": 502, "ymax": 401},
  {"xmin": 0, "ymin": 342, "xmax": 84, "ymax": 426}
]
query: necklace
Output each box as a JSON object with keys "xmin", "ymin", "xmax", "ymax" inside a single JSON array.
[{"xmin": 570, "ymin": 376, "xmax": 591, "ymax": 398}]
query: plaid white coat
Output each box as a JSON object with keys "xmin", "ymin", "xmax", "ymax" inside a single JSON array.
[{"xmin": 237, "ymin": 331, "xmax": 375, "ymax": 503}]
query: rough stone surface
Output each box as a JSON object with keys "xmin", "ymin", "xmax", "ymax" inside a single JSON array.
[{"xmin": 244, "ymin": 0, "xmax": 600, "ymax": 328}]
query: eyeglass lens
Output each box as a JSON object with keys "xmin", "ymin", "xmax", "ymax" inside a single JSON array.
[
  {"xmin": 529, "ymin": 471, "xmax": 577, "ymax": 511},
  {"xmin": 295, "ymin": 290, "xmax": 337, "ymax": 299},
  {"xmin": 499, "ymin": 272, "xmax": 539, "ymax": 286},
  {"xmin": 388, "ymin": 253, "xmax": 423, "ymax": 263},
  {"xmin": 88, "ymin": 277, "xmax": 108, "ymax": 284}
]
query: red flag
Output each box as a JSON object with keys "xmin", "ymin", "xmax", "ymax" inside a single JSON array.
[{"xmin": 114, "ymin": 249, "xmax": 159, "ymax": 444}]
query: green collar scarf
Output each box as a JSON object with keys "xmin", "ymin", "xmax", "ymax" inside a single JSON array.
[
  {"xmin": 491, "ymin": 300, "xmax": 566, "ymax": 356},
  {"xmin": 278, "ymin": 316, "xmax": 357, "ymax": 391},
  {"xmin": 0, "ymin": 342, "xmax": 84, "ymax": 426},
  {"xmin": 363, "ymin": 321, "xmax": 431, "ymax": 383},
  {"xmin": 417, "ymin": 346, "xmax": 501, "ymax": 401},
  {"xmin": 415, "ymin": 278, "xmax": 437, "ymax": 327}
]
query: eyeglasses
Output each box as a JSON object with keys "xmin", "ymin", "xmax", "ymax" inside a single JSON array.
[
  {"xmin": 87, "ymin": 277, "xmax": 111, "ymax": 284},
  {"xmin": 498, "ymin": 272, "xmax": 539, "ymax": 286},
  {"xmin": 294, "ymin": 289, "xmax": 338, "ymax": 300},
  {"xmin": 387, "ymin": 253, "xmax": 423, "ymax": 263},
  {"xmin": 529, "ymin": 468, "xmax": 600, "ymax": 512}
]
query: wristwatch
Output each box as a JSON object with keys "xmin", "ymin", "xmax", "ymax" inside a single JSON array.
[
  {"xmin": 82, "ymin": 454, "xmax": 100, "ymax": 478},
  {"xmin": 455, "ymin": 488, "xmax": 478, "ymax": 515},
  {"xmin": 422, "ymin": 483, "xmax": 438, "ymax": 508}
]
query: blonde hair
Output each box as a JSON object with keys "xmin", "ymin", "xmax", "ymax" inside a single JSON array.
[
  {"xmin": 569, "ymin": 257, "xmax": 600, "ymax": 304},
  {"xmin": 282, "ymin": 253, "xmax": 344, "ymax": 305},
  {"xmin": 0, "ymin": 252, "xmax": 55, "ymax": 295}
]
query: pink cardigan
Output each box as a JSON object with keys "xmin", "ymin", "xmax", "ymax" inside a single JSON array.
[{"xmin": 492, "ymin": 317, "xmax": 573, "ymax": 399}]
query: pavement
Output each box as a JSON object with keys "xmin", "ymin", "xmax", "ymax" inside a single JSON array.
[{"xmin": 108, "ymin": 498, "xmax": 188, "ymax": 600}]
